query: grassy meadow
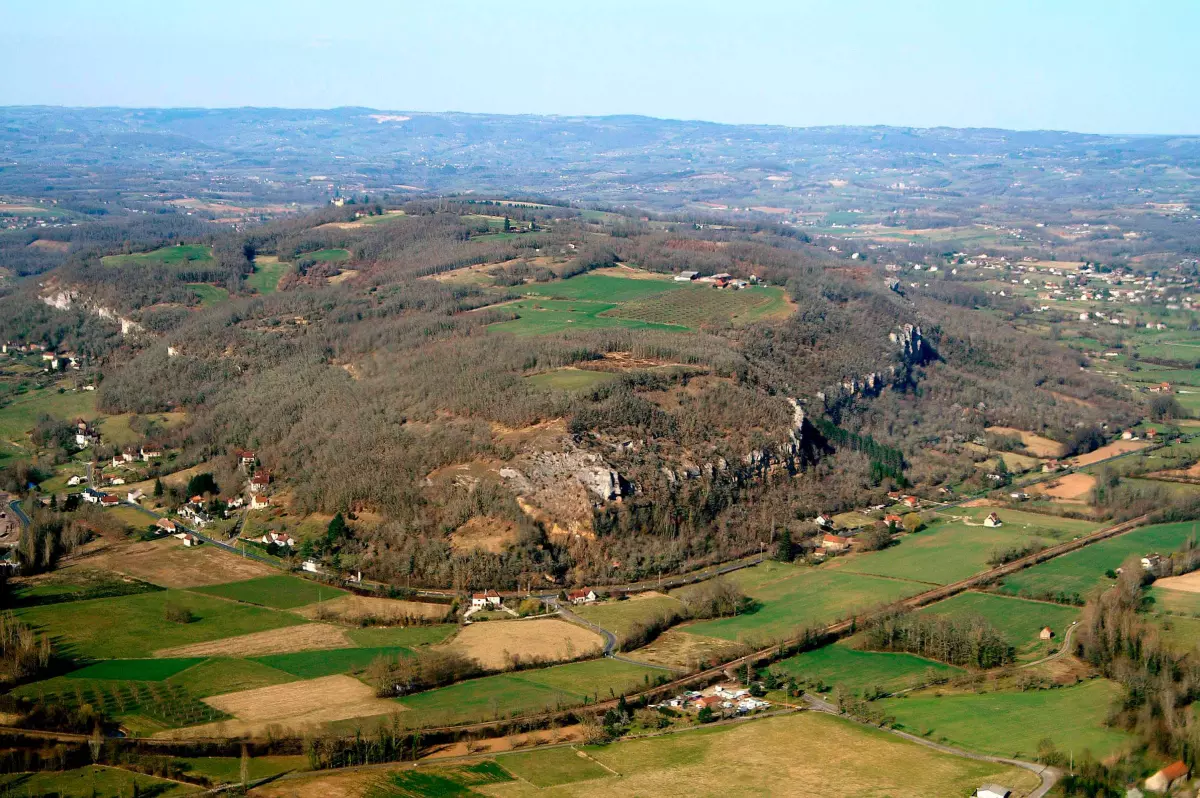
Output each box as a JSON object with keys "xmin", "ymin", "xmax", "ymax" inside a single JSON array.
[
  {"xmin": 525, "ymin": 367, "xmax": 619, "ymax": 392},
  {"xmin": 772, "ymin": 641, "xmax": 962, "ymax": 695},
  {"xmin": 101, "ymin": 243, "xmax": 214, "ymax": 269},
  {"xmin": 999, "ymin": 521, "xmax": 1200, "ymax": 600},
  {"xmin": 880, "ymin": 679, "xmax": 1132, "ymax": 760},
  {"xmin": 677, "ymin": 564, "xmax": 922, "ymax": 644},
  {"xmin": 191, "ymin": 574, "xmax": 348, "ymax": 609},
  {"xmin": 918, "ymin": 591, "xmax": 1081, "ymax": 659},
  {"xmin": 14, "ymin": 588, "xmax": 306, "ymax": 659},
  {"xmin": 835, "ymin": 507, "xmax": 1099, "ymax": 587}
]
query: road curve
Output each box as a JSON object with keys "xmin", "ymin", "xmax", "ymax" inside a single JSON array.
[{"xmin": 802, "ymin": 695, "xmax": 1061, "ymax": 797}]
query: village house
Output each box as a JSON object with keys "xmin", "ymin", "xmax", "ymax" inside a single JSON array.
[
  {"xmin": 99, "ymin": 494, "xmax": 120, "ymax": 507},
  {"xmin": 567, "ymin": 588, "xmax": 598, "ymax": 605},
  {"xmin": 884, "ymin": 513, "xmax": 904, "ymax": 528},
  {"xmin": 261, "ymin": 530, "xmax": 295, "ymax": 548},
  {"xmin": 822, "ymin": 533, "xmax": 851, "ymax": 553},
  {"xmin": 140, "ymin": 445, "xmax": 162, "ymax": 461},
  {"xmin": 1142, "ymin": 553, "xmax": 1163, "ymax": 571},
  {"xmin": 1145, "ymin": 761, "xmax": 1189, "ymax": 793},
  {"xmin": 236, "ymin": 449, "xmax": 257, "ymax": 468},
  {"xmin": 813, "ymin": 513, "xmax": 834, "ymax": 528},
  {"xmin": 66, "ymin": 475, "xmax": 86, "ymax": 487},
  {"xmin": 156, "ymin": 518, "xmax": 177, "ymax": 534},
  {"xmin": 691, "ymin": 695, "xmax": 723, "ymax": 711},
  {"xmin": 182, "ymin": 533, "xmax": 201, "ymax": 547},
  {"xmin": 179, "ymin": 503, "xmax": 212, "ymax": 527},
  {"xmin": 81, "ymin": 487, "xmax": 105, "ymax": 504},
  {"xmin": 471, "ymin": 589, "xmax": 502, "ymax": 609},
  {"xmin": 983, "ymin": 512, "xmax": 1003, "ymax": 528},
  {"xmin": 249, "ymin": 471, "xmax": 271, "ymax": 493},
  {"xmin": 249, "ymin": 494, "xmax": 271, "ymax": 510},
  {"xmin": 126, "ymin": 489, "xmax": 144, "ymax": 504},
  {"xmin": 74, "ymin": 420, "xmax": 99, "ymax": 449},
  {"xmin": 901, "ymin": 495, "xmax": 920, "ymax": 509}
]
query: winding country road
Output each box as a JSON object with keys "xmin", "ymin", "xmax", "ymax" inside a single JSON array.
[{"xmin": 802, "ymin": 694, "xmax": 1061, "ymax": 797}]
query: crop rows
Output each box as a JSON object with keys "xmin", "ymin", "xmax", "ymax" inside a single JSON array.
[{"xmin": 36, "ymin": 679, "xmax": 227, "ymax": 729}]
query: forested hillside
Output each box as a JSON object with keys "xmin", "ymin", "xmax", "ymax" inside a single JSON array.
[{"xmin": 0, "ymin": 199, "xmax": 1135, "ymax": 589}]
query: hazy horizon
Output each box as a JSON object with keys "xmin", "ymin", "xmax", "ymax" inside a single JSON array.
[{"xmin": 3, "ymin": 0, "xmax": 1197, "ymax": 136}]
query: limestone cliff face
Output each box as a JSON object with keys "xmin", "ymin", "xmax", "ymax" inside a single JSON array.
[
  {"xmin": 817, "ymin": 323, "xmax": 934, "ymax": 405},
  {"xmin": 40, "ymin": 287, "xmax": 145, "ymax": 336}
]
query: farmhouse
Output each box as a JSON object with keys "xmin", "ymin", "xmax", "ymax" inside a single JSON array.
[
  {"xmin": 302, "ymin": 559, "xmax": 321, "ymax": 573},
  {"xmin": 140, "ymin": 445, "xmax": 162, "ymax": 461},
  {"xmin": 983, "ymin": 512, "xmax": 1003, "ymax": 528},
  {"xmin": 99, "ymin": 494, "xmax": 120, "ymax": 507},
  {"xmin": 471, "ymin": 589, "xmax": 502, "ymax": 609},
  {"xmin": 1142, "ymin": 553, "xmax": 1163, "ymax": 571},
  {"xmin": 182, "ymin": 533, "xmax": 201, "ymax": 547},
  {"xmin": 822, "ymin": 533, "xmax": 851, "ymax": 553},
  {"xmin": 1039, "ymin": 627, "xmax": 1054, "ymax": 640},
  {"xmin": 261, "ymin": 530, "xmax": 295, "ymax": 548},
  {"xmin": 901, "ymin": 495, "xmax": 920, "ymax": 509},
  {"xmin": 674, "ymin": 270, "xmax": 699, "ymax": 282},
  {"xmin": 126, "ymin": 489, "xmax": 144, "ymax": 504},
  {"xmin": 66, "ymin": 475, "xmax": 86, "ymax": 487},
  {"xmin": 1145, "ymin": 761, "xmax": 1189, "ymax": 793},
  {"xmin": 156, "ymin": 518, "xmax": 177, "ymax": 534},
  {"xmin": 691, "ymin": 695, "xmax": 723, "ymax": 711},
  {"xmin": 884, "ymin": 513, "xmax": 903, "ymax": 528},
  {"xmin": 567, "ymin": 588, "xmax": 598, "ymax": 605},
  {"xmin": 81, "ymin": 487, "xmax": 105, "ymax": 504},
  {"xmin": 249, "ymin": 494, "xmax": 271, "ymax": 510},
  {"xmin": 973, "ymin": 786, "xmax": 1012, "ymax": 798},
  {"xmin": 813, "ymin": 513, "xmax": 834, "ymax": 528}
]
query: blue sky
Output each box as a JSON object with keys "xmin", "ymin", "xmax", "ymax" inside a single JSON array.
[{"xmin": 3, "ymin": 0, "xmax": 1196, "ymax": 134}]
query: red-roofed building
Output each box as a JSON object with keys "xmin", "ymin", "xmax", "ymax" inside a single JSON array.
[
  {"xmin": 1146, "ymin": 760, "xmax": 1189, "ymax": 793},
  {"xmin": 822, "ymin": 534, "xmax": 851, "ymax": 553},
  {"xmin": 568, "ymin": 588, "xmax": 598, "ymax": 605},
  {"xmin": 471, "ymin": 589, "xmax": 502, "ymax": 609}
]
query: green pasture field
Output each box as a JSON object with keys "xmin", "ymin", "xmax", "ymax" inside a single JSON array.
[
  {"xmin": 302, "ymin": 248, "xmax": 351, "ymax": 262},
  {"xmin": 191, "ymin": 574, "xmax": 347, "ymax": 609},
  {"xmin": 499, "ymin": 747, "xmax": 611, "ymax": 788},
  {"xmin": 1149, "ymin": 586, "xmax": 1200, "ymax": 618},
  {"xmin": 880, "ymin": 679, "xmax": 1132, "ymax": 760},
  {"xmin": 347, "ymin": 624, "xmax": 458, "ymax": 648},
  {"xmin": 397, "ymin": 659, "xmax": 662, "ymax": 726},
  {"xmin": 65, "ymin": 657, "xmax": 205, "ymax": 681},
  {"xmin": 188, "ymin": 283, "xmax": 229, "ymax": 307},
  {"xmin": 101, "ymin": 243, "xmax": 214, "ymax": 269},
  {"xmin": 772, "ymin": 641, "xmax": 961, "ymax": 695},
  {"xmin": 607, "ymin": 284, "xmax": 789, "ymax": 328},
  {"xmin": 999, "ymin": 522, "xmax": 1199, "ymax": 601},
  {"xmin": 10, "ymin": 568, "xmax": 162, "ymax": 607},
  {"xmin": 0, "ymin": 385, "xmax": 96, "ymax": 450},
  {"xmin": 165, "ymin": 657, "xmax": 297, "ymax": 698},
  {"xmin": 488, "ymin": 299, "xmax": 683, "ymax": 337},
  {"xmin": 525, "ymin": 367, "xmax": 619, "ymax": 392},
  {"xmin": 522, "ymin": 273, "xmax": 679, "ymax": 303},
  {"xmin": 253, "ymin": 646, "xmax": 413, "ymax": 678},
  {"xmin": 375, "ymin": 761, "xmax": 513, "ymax": 796},
  {"xmin": 0, "ymin": 766, "xmax": 197, "ymax": 798},
  {"xmin": 918, "ymin": 591, "xmax": 1080, "ymax": 659},
  {"xmin": 482, "ymin": 712, "xmax": 1035, "ymax": 798},
  {"xmin": 573, "ymin": 595, "xmax": 684, "ymax": 643},
  {"xmin": 14, "ymin": 589, "xmax": 305, "ymax": 659},
  {"xmin": 1154, "ymin": 614, "xmax": 1200, "ymax": 653},
  {"xmin": 835, "ymin": 508, "xmax": 1099, "ymax": 587},
  {"xmin": 179, "ymin": 755, "xmax": 308, "ymax": 785},
  {"xmin": 246, "ymin": 255, "xmax": 289, "ymax": 294},
  {"xmin": 1127, "ymin": 367, "xmax": 1200, "ymax": 387},
  {"xmin": 677, "ymin": 567, "xmax": 921, "ymax": 645}
]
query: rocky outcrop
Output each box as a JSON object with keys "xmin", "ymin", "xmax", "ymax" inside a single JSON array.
[{"xmin": 41, "ymin": 288, "xmax": 144, "ymax": 336}]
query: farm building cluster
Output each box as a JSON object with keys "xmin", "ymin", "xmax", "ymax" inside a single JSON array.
[{"xmin": 651, "ymin": 683, "xmax": 771, "ymax": 718}]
